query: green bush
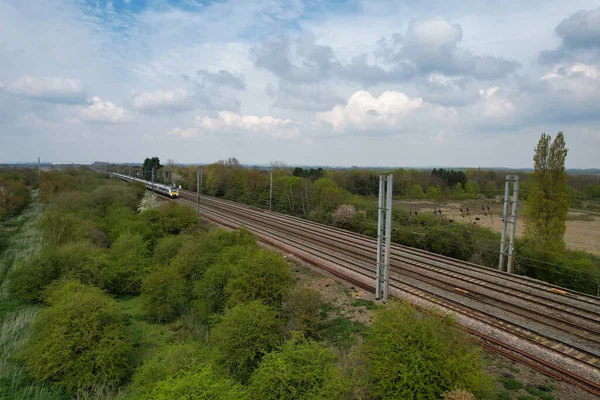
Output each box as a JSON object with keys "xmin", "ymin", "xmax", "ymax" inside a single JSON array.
[
  {"xmin": 422, "ymin": 225, "xmax": 476, "ymax": 261},
  {"xmin": 133, "ymin": 203, "xmax": 203, "ymax": 251},
  {"xmin": 152, "ymin": 234, "xmax": 190, "ymax": 266},
  {"xmin": 281, "ymin": 284, "xmax": 325, "ymax": 337},
  {"xmin": 103, "ymin": 202, "xmax": 137, "ymax": 241},
  {"xmin": 172, "ymin": 229, "xmax": 257, "ymax": 291},
  {"xmin": 103, "ymin": 232, "xmax": 149, "ymax": 295},
  {"xmin": 210, "ymin": 300, "xmax": 282, "ymax": 382},
  {"xmin": 141, "ymin": 265, "xmax": 187, "ymax": 322},
  {"xmin": 88, "ymin": 181, "xmax": 143, "ymax": 216},
  {"xmin": 128, "ymin": 343, "xmax": 206, "ymax": 397},
  {"xmin": 515, "ymin": 240, "xmax": 600, "ymax": 295},
  {"xmin": 38, "ymin": 208, "xmax": 84, "ymax": 246},
  {"xmin": 158, "ymin": 201, "xmax": 200, "ymax": 235},
  {"xmin": 149, "ymin": 365, "xmax": 248, "ymax": 400},
  {"xmin": 225, "ymin": 248, "xmax": 293, "ymax": 308},
  {"xmin": 192, "ymin": 245, "xmax": 259, "ymax": 321},
  {"xmin": 193, "ymin": 262, "xmax": 234, "ymax": 321},
  {"xmin": 9, "ymin": 241, "xmax": 108, "ymax": 303},
  {"xmin": 248, "ymin": 339, "xmax": 337, "ymax": 400},
  {"xmin": 362, "ymin": 302, "xmax": 493, "ymax": 399},
  {"xmin": 20, "ymin": 280, "xmax": 131, "ymax": 390}
]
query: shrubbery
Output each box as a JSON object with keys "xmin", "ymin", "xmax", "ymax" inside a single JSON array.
[
  {"xmin": 152, "ymin": 234, "xmax": 191, "ymax": 266},
  {"xmin": 38, "ymin": 208, "xmax": 84, "ymax": 246},
  {"xmin": 193, "ymin": 260, "xmax": 235, "ymax": 321},
  {"xmin": 103, "ymin": 232, "xmax": 149, "ymax": 295},
  {"xmin": 248, "ymin": 339, "xmax": 337, "ymax": 400},
  {"xmin": 20, "ymin": 280, "xmax": 131, "ymax": 389},
  {"xmin": 149, "ymin": 365, "xmax": 248, "ymax": 400},
  {"xmin": 422, "ymin": 225, "xmax": 476, "ymax": 261},
  {"xmin": 10, "ymin": 241, "xmax": 108, "ymax": 303},
  {"xmin": 361, "ymin": 302, "xmax": 493, "ymax": 399},
  {"xmin": 210, "ymin": 300, "xmax": 282, "ymax": 382},
  {"xmin": 141, "ymin": 265, "xmax": 187, "ymax": 322},
  {"xmin": 516, "ymin": 240, "xmax": 600, "ymax": 295},
  {"xmin": 173, "ymin": 229, "xmax": 257, "ymax": 295},
  {"xmin": 281, "ymin": 284, "xmax": 324, "ymax": 337},
  {"xmin": 225, "ymin": 248, "xmax": 293, "ymax": 308},
  {"xmin": 128, "ymin": 343, "xmax": 207, "ymax": 397},
  {"xmin": 0, "ymin": 173, "xmax": 31, "ymax": 221}
]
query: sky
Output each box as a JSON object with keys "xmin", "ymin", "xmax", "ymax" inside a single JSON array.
[{"xmin": 1, "ymin": 0, "xmax": 599, "ymax": 168}]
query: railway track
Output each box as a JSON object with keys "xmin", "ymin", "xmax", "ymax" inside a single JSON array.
[{"xmin": 170, "ymin": 190, "xmax": 600, "ymax": 396}]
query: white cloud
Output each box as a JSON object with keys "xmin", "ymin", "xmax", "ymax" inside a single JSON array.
[
  {"xmin": 538, "ymin": 63, "xmax": 600, "ymax": 101},
  {"xmin": 541, "ymin": 63, "xmax": 600, "ymax": 80},
  {"xmin": 169, "ymin": 111, "xmax": 301, "ymax": 140},
  {"xmin": 168, "ymin": 127, "xmax": 201, "ymax": 139},
  {"xmin": 478, "ymin": 87, "xmax": 515, "ymax": 117},
  {"xmin": 78, "ymin": 97, "xmax": 130, "ymax": 123},
  {"xmin": 316, "ymin": 90, "xmax": 424, "ymax": 130},
  {"xmin": 405, "ymin": 16, "xmax": 463, "ymax": 49},
  {"xmin": 7, "ymin": 76, "xmax": 86, "ymax": 103},
  {"xmin": 132, "ymin": 89, "xmax": 193, "ymax": 112}
]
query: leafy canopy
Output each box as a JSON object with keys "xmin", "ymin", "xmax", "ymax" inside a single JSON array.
[{"xmin": 524, "ymin": 132, "xmax": 570, "ymax": 251}]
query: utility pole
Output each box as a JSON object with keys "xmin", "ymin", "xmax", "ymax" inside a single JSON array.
[
  {"xmin": 499, "ymin": 175, "xmax": 519, "ymax": 272},
  {"xmin": 375, "ymin": 174, "xmax": 393, "ymax": 302},
  {"xmin": 197, "ymin": 169, "xmax": 200, "ymax": 215},
  {"xmin": 38, "ymin": 157, "xmax": 40, "ymax": 177},
  {"xmin": 507, "ymin": 176, "xmax": 519, "ymax": 273},
  {"xmin": 269, "ymin": 169, "xmax": 273, "ymax": 212},
  {"xmin": 152, "ymin": 168, "xmax": 154, "ymax": 183}
]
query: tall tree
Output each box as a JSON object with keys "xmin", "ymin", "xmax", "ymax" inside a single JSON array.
[
  {"xmin": 142, "ymin": 157, "xmax": 162, "ymax": 181},
  {"xmin": 524, "ymin": 132, "xmax": 570, "ymax": 251}
]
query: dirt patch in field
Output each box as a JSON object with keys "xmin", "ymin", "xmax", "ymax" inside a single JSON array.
[{"xmin": 395, "ymin": 200, "xmax": 600, "ymax": 256}]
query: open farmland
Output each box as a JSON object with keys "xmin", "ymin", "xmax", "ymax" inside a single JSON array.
[{"xmin": 394, "ymin": 200, "xmax": 600, "ymax": 256}]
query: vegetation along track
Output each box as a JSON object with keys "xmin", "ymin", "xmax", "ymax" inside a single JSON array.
[{"xmin": 171, "ymin": 189, "xmax": 600, "ymax": 396}]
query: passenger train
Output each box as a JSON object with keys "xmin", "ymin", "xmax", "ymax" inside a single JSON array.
[{"xmin": 112, "ymin": 172, "xmax": 179, "ymax": 198}]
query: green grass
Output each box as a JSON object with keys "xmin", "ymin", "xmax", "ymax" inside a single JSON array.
[
  {"xmin": 517, "ymin": 396, "xmax": 536, "ymax": 400},
  {"xmin": 319, "ymin": 302, "xmax": 336, "ymax": 319},
  {"xmin": 496, "ymin": 391, "xmax": 512, "ymax": 400},
  {"xmin": 499, "ymin": 376, "xmax": 524, "ymax": 391},
  {"xmin": 318, "ymin": 316, "xmax": 368, "ymax": 349},
  {"xmin": 351, "ymin": 299, "xmax": 378, "ymax": 310},
  {"xmin": 118, "ymin": 296, "xmax": 179, "ymax": 369},
  {"xmin": 525, "ymin": 384, "xmax": 555, "ymax": 400},
  {"xmin": 0, "ymin": 191, "xmax": 70, "ymax": 400}
]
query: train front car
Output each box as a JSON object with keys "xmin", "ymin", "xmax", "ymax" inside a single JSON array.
[{"xmin": 170, "ymin": 186, "xmax": 179, "ymax": 198}]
